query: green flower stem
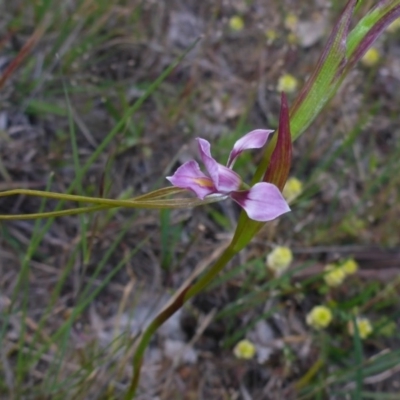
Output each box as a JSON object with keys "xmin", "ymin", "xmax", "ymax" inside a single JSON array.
[
  {"xmin": 124, "ymin": 245, "xmax": 236, "ymax": 399},
  {"xmin": 183, "ymin": 245, "xmax": 236, "ymax": 301},
  {"xmin": 231, "ymin": 219, "xmax": 263, "ymax": 253}
]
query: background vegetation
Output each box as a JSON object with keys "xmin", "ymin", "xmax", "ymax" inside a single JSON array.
[{"xmin": 0, "ymin": 0, "xmax": 400, "ymax": 398}]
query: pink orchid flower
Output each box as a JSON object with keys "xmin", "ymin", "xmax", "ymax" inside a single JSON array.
[{"xmin": 166, "ymin": 129, "xmax": 290, "ymax": 222}]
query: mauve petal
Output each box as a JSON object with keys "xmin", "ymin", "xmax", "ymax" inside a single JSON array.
[
  {"xmin": 197, "ymin": 138, "xmax": 219, "ymax": 186},
  {"xmin": 230, "ymin": 182, "xmax": 290, "ymax": 221},
  {"xmin": 216, "ymin": 164, "xmax": 242, "ymax": 193},
  {"xmin": 166, "ymin": 160, "xmax": 216, "ymax": 199},
  {"xmin": 227, "ymin": 129, "xmax": 274, "ymax": 168}
]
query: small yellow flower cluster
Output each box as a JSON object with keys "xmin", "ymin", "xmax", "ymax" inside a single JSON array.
[
  {"xmin": 283, "ymin": 177, "xmax": 303, "ymax": 202},
  {"xmin": 277, "ymin": 73, "xmax": 298, "ymax": 93},
  {"xmin": 361, "ymin": 47, "xmax": 380, "ymax": 67},
  {"xmin": 265, "ymin": 29, "xmax": 278, "ymax": 43},
  {"xmin": 283, "ymin": 13, "xmax": 299, "ymax": 44},
  {"xmin": 341, "ymin": 259, "xmax": 358, "ymax": 275},
  {"xmin": 348, "ymin": 317, "xmax": 373, "ymax": 339},
  {"xmin": 387, "ymin": 17, "xmax": 400, "ymax": 33},
  {"xmin": 229, "ymin": 16, "xmax": 244, "ymax": 32},
  {"xmin": 266, "ymin": 246, "xmax": 293, "ymax": 274},
  {"xmin": 324, "ymin": 259, "xmax": 358, "ymax": 287},
  {"xmin": 233, "ymin": 339, "xmax": 256, "ymax": 359},
  {"xmin": 306, "ymin": 305, "xmax": 333, "ymax": 329},
  {"xmin": 287, "ymin": 33, "xmax": 298, "ymax": 45},
  {"xmin": 307, "ymin": 307, "xmax": 373, "ymax": 338},
  {"xmin": 324, "ymin": 264, "xmax": 346, "ymax": 287},
  {"xmin": 284, "ymin": 14, "xmax": 298, "ymax": 31}
]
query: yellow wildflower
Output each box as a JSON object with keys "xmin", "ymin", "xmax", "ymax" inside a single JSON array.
[
  {"xmin": 306, "ymin": 306, "xmax": 333, "ymax": 329},
  {"xmin": 266, "ymin": 246, "xmax": 293, "ymax": 274},
  {"xmin": 287, "ymin": 32, "xmax": 298, "ymax": 45},
  {"xmin": 233, "ymin": 339, "xmax": 256, "ymax": 359},
  {"xmin": 265, "ymin": 29, "xmax": 278, "ymax": 43},
  {"xmin": 324, "ymin": 264, "xmax": 346, "ymax": 287},
  {"xmin": 387, "ymin": 18, "xmax": 400, "ymax": 33},
  {"xmin": 361, "ymin": 47, "xmax": 380, "ymax": 67},
  {"xmin": 284, "ymin": 14, "xmax": 298, "ymax": 31},
  {"xmin": 283, "ymin": 177, "xmax": 303, "ymax": 202},
  {"xmin": 341, "ymin": 258, "xmax": 358, "ymax": 275},
  {"xmin": 277, "ymin": 73, "xmax": 298, "ymax": 93},
  {"xmin": 348, "ymin": 317, "xmax": 373, "ymax": 339},
  {"xmin": 229, "ymin": 16, "xmax": 244, "ymax": 32}
]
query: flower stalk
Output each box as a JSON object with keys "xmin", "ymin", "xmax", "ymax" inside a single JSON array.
[{"xmin": 124, "ymin": 245, "xmax": 236, "ymax": 400}]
